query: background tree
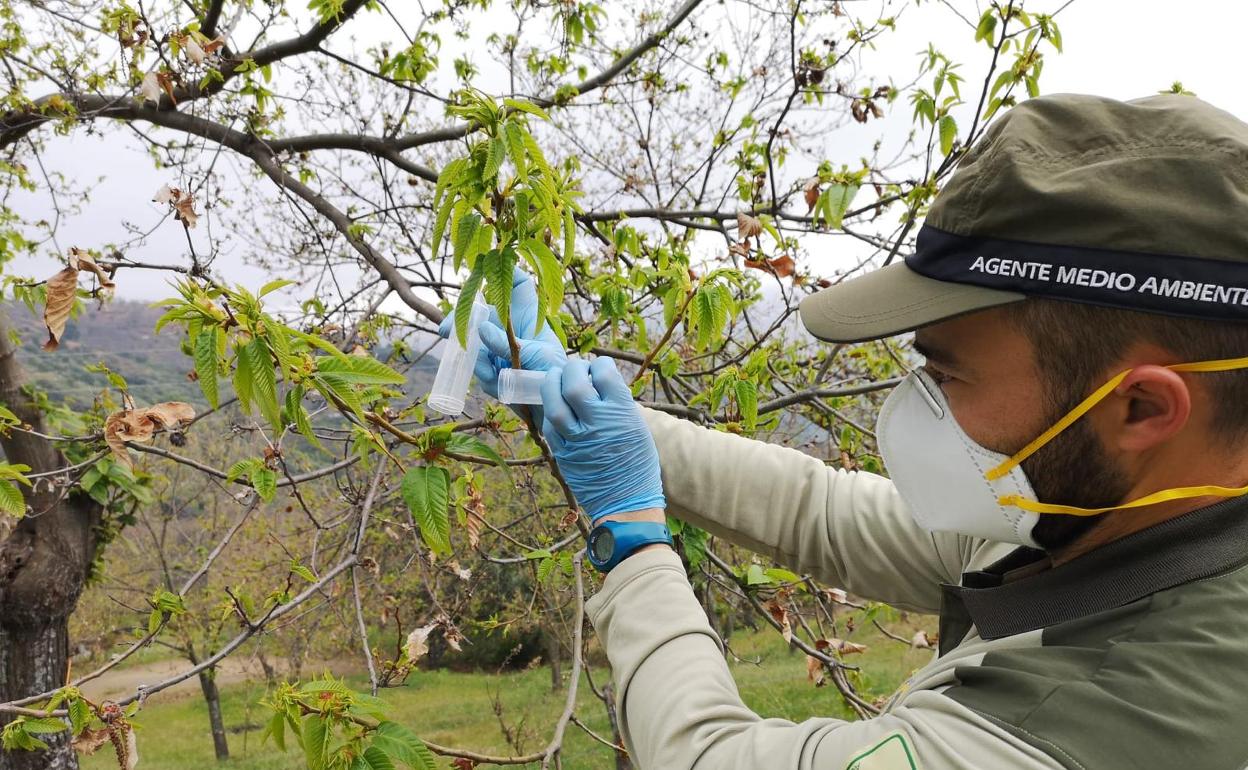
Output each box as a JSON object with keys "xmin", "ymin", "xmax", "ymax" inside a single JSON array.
[{"xmin": 0, "ymin": 0, "xmax": 1065, "ymax": 767}]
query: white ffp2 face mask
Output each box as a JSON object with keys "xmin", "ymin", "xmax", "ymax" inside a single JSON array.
[{"xmin": 875, "ymin": 369, "xmax": 1041, "ymax": 548}]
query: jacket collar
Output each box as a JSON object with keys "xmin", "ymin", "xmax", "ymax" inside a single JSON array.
[{"xmin": 938, "ymin": 493, "xmax": 1248, "ymax": 655}]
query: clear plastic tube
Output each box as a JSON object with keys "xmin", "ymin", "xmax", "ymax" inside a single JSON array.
[
  {"xmin": 428, "ymin": 301, "xmax": 489, "ymax": 415},
  {"xmin": 497, "ymin": 368, "xmax": 547, "ymax": 405}
]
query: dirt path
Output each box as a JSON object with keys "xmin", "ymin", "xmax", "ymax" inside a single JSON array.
[{"xmin": 80, "ymin": 654, "xmax": 358, "ymax": 703}]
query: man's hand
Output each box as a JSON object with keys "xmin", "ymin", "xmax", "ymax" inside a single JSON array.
[
  {"xmin": 540, "ymin": 356, "xmax": 666, "ymax": 522},
  {"xmin": 437, "ymin": 267, "xmax": 567, "ymax": 420}
]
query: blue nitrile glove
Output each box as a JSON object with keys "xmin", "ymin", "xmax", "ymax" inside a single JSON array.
[
  {"xmin": 437, "ymin": 267, "xmax": 567, "ymax": 410},
  {"xmin": 540, "ymin": 356, "xmax": 666, "ymax": 522}
]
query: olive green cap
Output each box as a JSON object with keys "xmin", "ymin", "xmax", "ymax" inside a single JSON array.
[{"xmin": 800, "ymin": 93, "xmax": 1248, "ymax": 342}]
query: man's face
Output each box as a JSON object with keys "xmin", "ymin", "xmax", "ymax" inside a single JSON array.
[
  {"xmin": 912, "ymin": 309, "xmax": 1131, "ymax": 550},
  {"xmin": 912, "ymin": 308, "xmax": 1043, "ymax": 453}
]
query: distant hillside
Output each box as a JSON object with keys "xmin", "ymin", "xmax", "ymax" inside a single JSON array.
[
  {"xmin": 3, "ymin": 300, "xmax": 439, "ymax": 409},
  {"xmin": 5, "ymin": 300, "xmax": 194, "ymax": 407}
]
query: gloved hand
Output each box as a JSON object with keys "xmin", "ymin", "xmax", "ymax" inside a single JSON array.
[
  {"xmin": 540, "ymin": 356, "xmax": 666, "ymax": 522},
  {"xmin": 437, "ymin": 266, "xmax": 567, "ymax": 408}
]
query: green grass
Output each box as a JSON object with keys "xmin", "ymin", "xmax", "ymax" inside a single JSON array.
[{"xmin": 80, "ymin": 623, "xmax": 935, "ymax": 769}]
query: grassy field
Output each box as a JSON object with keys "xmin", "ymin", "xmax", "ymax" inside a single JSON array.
[{"xmin": 79, "ymin": 622, "xmax": 936, "ymax": 769}]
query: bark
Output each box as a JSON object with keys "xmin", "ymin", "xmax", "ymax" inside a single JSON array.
[
  {"xmin": 186, "ymin": 644, "xmax": 230, "ymax": 761},
  {"xmin": 256, "ymin": 649, "xmax": 278, "ymax": 686},
  {"xmin": 542, "ymin": 626, "xmax": 562, "ymax": 693},
  {"xmin": 197, "ymin": 669, "xmax": 230, "ymax": 761},
  {"xmin": 0, "ymin": 313, "xmax": 102, "ymax": 770}
]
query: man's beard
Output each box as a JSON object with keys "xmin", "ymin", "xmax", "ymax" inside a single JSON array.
[{"xmin": 1018, "ymin": 416, "xmax": 1133, "ymax": 552}]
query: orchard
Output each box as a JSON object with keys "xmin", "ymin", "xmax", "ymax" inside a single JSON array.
[{"xmin": 0, "ymin": 1, "xmax": 1066, "ymax": 768}]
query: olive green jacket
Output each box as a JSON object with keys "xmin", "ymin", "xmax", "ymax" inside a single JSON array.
[{"xmin": 583, "ymin": 407, "xmax": 1248, "ymax": 770}]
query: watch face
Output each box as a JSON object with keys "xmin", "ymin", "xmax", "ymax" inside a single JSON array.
[{"xmin": 590, "ymin": 528, "xmax": 615, "ymax": 563}]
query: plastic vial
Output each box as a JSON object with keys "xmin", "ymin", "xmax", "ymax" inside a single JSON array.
[
  {"xmin": 497, "ymin": 368, "xmax": 547, "ymax": 405},
  {"xmin": 429, "ymin": 301, "xmax": 490, "ymax": 415}
]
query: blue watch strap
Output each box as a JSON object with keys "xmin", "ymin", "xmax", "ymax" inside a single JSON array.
[{"xmin": 587, "ymin": 520, "xmax": 673, "ymax": 573}]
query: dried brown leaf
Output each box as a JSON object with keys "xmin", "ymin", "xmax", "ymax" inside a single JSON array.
[
  {"xmin": 736, "ymin": 211, "xmax": 763, "ymax": 239},
  {"xmin": 70, "ymin": 248, "xmax": 115, "ymax": 289},
  {"xmin": 803, "ymin": 177, "xmax": 821, "ymax": 212},
  {"xmin": 764, "ymin": 599, "xmax": 792, "ymax": 644},
  {"xmin": 824, "ymin": 637, "xmax": 867, "ymax": 656},
  {"xmin": 448, "ymin": 560, "xmax": 472, "ymax": 581},
  {"xmin": 138, "ymin": 71, "xmax": 161, "ymax": 103},
  {"xmin": 42, "ymin": 265, "xmax": 79, "ymax": 351},
  {"xmin": 743, "ymin": 253, "xmax": 796, "ymax": 278},
  {"xmin": 72, "ymin": 727, "xmax": 111, "ymax": 755},
  {"xmin": 172, "ymin": 191, "xmax": 198, "ymax": 228},
  {"xmin": 104, "ymin": 402, "xmax": 196, "ymax": 467},
  {"xmin": 153, "ymin": 185, "xmax": 178, "ymax": 204},
  {"xmin": 183, "ymin": 37, "xmax": 206, "ymax": 64},
  {"xmin": 911, "ymin": 630, "xmax": 938, "ymax": 649},
  {"xmin": 156, "ymin": 71, "xmax": 177, "ymax": 105},
  {"xmin": 201, "ymin": 36, "xmax": 225, "ymax": 54},
  {"xmin": 405, "ymin": 623, "xmax": 436, "ymax": 662},
  {"xmin": 465, "ymin": 509, "xmax": 483, "ymax": 549},
  {"xmin": 805, "ymin": 655, "xmax": 827, "ymax": 687}
]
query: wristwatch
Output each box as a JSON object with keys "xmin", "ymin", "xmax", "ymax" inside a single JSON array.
[{"xmin": 586, "ymin": 520, "xmax": 673, "ymax": 573}]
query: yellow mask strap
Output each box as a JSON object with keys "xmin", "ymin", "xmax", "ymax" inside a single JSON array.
[
  {"xmin": 986, "ymin": 354, "xmax": 1248, "ymax": 483},
  {"xmin": 1000, "ymin": 483, "xmax": 1248, "ymax": 516}
]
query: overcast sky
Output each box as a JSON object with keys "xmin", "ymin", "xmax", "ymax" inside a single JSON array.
[{"xmin": 8, "ymin": 0, "xmax": 1244, "ymax": 307}]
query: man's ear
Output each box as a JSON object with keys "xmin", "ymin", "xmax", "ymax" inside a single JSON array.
[{"xmin": 1107, "ymin": 365, "xmax": 1192, "ymax": 452}]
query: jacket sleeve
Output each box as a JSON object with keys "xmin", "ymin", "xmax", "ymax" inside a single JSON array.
[
  {"xmin": 584, "ymin": 548, "xmax": 1066, "ymax": 770},
  {"xmin": 640, "ymin": 407, "xmax": 967, "ymax": 614}
]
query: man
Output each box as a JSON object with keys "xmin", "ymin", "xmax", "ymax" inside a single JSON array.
[{"xmin": 442, "ymin": 93, "xmax": 1248, "ymax": 769}]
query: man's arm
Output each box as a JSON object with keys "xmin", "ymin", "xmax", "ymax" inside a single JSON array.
[
  {"xmin": 584, "ymin": 547, "xmax": 1065, "ymax": 770},
  {"xmin": 642, "ymin": 407, "xmax": 969, "ymax": 614}
]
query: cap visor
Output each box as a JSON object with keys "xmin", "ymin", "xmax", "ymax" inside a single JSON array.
[{"xmin": 799, "ymin": 261, "xmax": 1026, "ymax": 343}]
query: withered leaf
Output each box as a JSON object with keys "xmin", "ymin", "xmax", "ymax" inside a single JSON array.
[
  {"xmin": 72, "ymin": 727, "xmax": 111, "ymax": 755},
  {"xmin": 70, "ymin": 248, "xmax": 115, "ymax": 290},
  {"xmin": 744, "ymin": 254, "xmax": 796, "ymax": 278},
  {"xmin": 736, "ymin": 211, "xmax": 763, "ymax": 239},
  {"xmin": 104, "ymin": 402, "xmax": 196, "ymax": 467},
  {"xmin": 803, "ymin": 177, "xmax": 821, "ymax": 212},
  {"xmin": 822, "ymin": 637, "xmax": 867, "ymax": 656},
  {"xmin": 156, "ymin": 71, "xmax": 178, "ymax": 105},
  {"xmin": 138, "ymin": 71, "xmax": 161, "ymax": 104},
  {"xmin": 173, "ymin": 192, "xmax": 198, "ymax": 229},
  {"xmin": 153, "ymin": 185, "xmax": 199, "ymax": 228},
  {"xmin": 42, "ymin": 264, "xmax": 80, "ymax": 351},
  {"xmin": 911, "ymin": 630, "xmax": 938, "ymax": 650},
  {"xmin": 405, "ymin": 623, "xmax": 436, "ymax": 662},
  {"xmin": 805, "ymin": 655, "xmax": 827, "ymax": 687},
  {"xmin": 764, "ymin": 599, "xmax": 792, "ymax": 644},
  {"xmin": 183, "ymin": 37, "xmax": 206, "ymax": 65}
]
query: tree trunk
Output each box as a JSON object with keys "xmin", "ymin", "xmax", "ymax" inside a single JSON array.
[
  {"xmin": 185, "ymin": 642, "xmax": 230, "ymax": 761},
  {"xmin": 196, "ymin": 668, "xmax": 230, "ymax": 761},
  {"xmin": 542, "ymin": 626, "xmax": 562, "ymax": 692},
  {"xmin": 0, "ymin": 623, "xmax": 75, "ymax": 770},
  {"xmin": 256, "ymin": 649, "xmax": 278, "ymax": 686},
  {"xmin": 0, "ymin": 314, "xmax": 102, "ymax": 770}
]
